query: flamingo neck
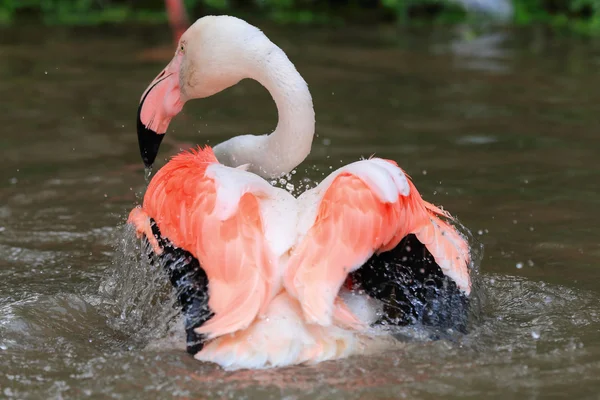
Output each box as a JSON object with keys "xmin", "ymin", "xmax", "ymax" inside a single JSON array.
[{"xmin": 212, "ymin": 46, "xmax": 315, "ymax": 179}]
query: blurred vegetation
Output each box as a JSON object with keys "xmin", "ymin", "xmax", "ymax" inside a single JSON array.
[{"xmin": 2, "ymin": 0, "xmax": 600, "ymax": 35}]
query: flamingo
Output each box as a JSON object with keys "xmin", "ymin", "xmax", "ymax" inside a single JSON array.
[
  {"xmin": 165, "ymin": 0, "xmax": 190, "ymax": 45},
  {"xmin": 128, "ymin": 15, "xmax": 472, "ymax": 370},
  {"xmin": 136, "ymin": 0, "xmax": 190, "ymax": 62}
]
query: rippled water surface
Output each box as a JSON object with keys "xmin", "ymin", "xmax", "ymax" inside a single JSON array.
[{"xmin": 1, "ymin": 23, "xmax": 600, "ymax": 399}]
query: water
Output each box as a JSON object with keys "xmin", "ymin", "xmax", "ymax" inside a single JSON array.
[{"xmin": 1, "ymin": 23, "xmax": 600, "ymax": 398}]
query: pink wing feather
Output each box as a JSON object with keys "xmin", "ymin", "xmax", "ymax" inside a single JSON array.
[
  {"xmin": 142, "ymin": 147, "xmax": 276, "ymax": 338},
  {"xmin": 284, "ymin": 158, "xmax": 471, "ymax": 328}
]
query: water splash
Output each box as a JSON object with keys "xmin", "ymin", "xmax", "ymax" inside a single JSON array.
[
  {"xmin": 269, "ymin": 167, "xmax": 319, "ymax": 197},
  {"xmin": 97, "ymin": 224, "xmax": 184, "ymax": 351}
]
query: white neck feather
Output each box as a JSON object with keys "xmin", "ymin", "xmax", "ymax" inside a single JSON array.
[{"xmin": 212, "ymin": 42, "xmax": 315, "ymax": 179}]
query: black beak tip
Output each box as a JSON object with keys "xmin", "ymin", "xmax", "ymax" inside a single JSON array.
[
  {"xmin": 137, "ymin": 125, "xmax": 164, "ymax": 170},
  {"xmin": 137, "ymin": 103, "xmax": 165, "ymax": 170},
  {"xmin": 143, "ymin": 158, "xmax": 154, "ymax": 170}
]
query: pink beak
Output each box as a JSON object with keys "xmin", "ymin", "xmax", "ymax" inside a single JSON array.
[{"xmin": 137, "ymin": 54, "xmax": 184, "ymax": 168}]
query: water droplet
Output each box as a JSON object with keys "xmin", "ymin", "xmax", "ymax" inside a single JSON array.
[
  {"xmin": 516, "ymin": 262, "xmax": 523, "ymax": 269},
  {"xmin": 531, "ymin": 330, "xmax": 540, "ymax": 340},
  {"xmin": 529, "ymin": 226, "xmax": 534, "ymax": 231},
  {"xmin": 9, "ymin": 177, "xmax": 17, "ymax": 184},
  {"xmin": 422, "ymin": 170, "xmax": 427, "ymax": 175},
  {"xmin": 322, "ymin": 138, "xmax": 331, "ymax": 146},
  {"xmin": 285, "ymin": 183, "xmax": 294, "ymax": 193},
  {"xmin": 144, "ymin": 166, "xmax": 153, "ymax": 183},
  {"xmin": 513, "ymin": 219, "xmax": 518, "ymax": 224},
  {"xmin": 477, "ymin": 230, "xmax": 483, "ymax": 235},
  {"xmin": 527, "ymin": 260, "xmax": 534, "ymax": 267}
]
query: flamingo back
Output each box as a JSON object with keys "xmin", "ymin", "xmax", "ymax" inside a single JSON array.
[
  {"xmin": 143, "ymin": 147, "xmax": 277, "ymax": 338},
  {"xmin": 284, "ymin": 158, "xmax": 471, "ymax": 329}
]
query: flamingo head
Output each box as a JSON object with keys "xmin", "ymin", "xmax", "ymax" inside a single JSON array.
[{"xmin": 137, "ymin": 15, "xmax": 267, "ymax": 168}]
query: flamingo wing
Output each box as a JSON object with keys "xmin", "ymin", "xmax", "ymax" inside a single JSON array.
[
  {"xmin": 140, "ymin": 147, "xmax": 285, "ymax": 339},
  {"xmin": 284, "ymin": 158, "xmax": 471, "ymax": 328}
]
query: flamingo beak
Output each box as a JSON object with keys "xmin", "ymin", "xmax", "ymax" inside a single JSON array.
[{"xmin": 136, "ymin": 56, "xmax": 184, "ymax": 168}]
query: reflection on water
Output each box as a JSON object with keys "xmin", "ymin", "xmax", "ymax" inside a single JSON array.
[{"xmin": 1, "ymin": 22, "xmax": 600, "ymax": 398}]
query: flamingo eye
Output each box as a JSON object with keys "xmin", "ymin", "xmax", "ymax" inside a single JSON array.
[{"xmin": 180, "ymin": 44, "xmax": 185, "ymax": 53}]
